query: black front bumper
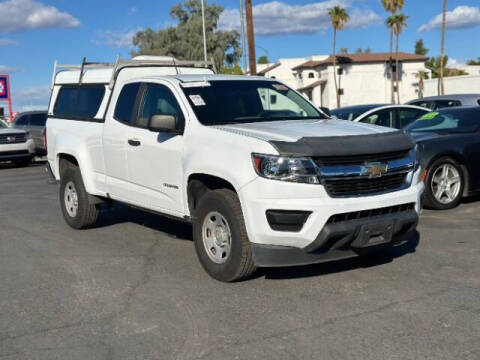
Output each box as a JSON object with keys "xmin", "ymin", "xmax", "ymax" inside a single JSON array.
[
  {"xmin": 251, "ymin": 210, "xmax": 418, "ymax": 267},
  {"xmin": 0, "ymin": 150, "xmax": 32, "ymax": 161}
]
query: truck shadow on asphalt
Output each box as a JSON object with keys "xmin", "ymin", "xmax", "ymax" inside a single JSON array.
[{"xmin": 96, "ymin": 204, "xmax": 420, "ymax": 280}]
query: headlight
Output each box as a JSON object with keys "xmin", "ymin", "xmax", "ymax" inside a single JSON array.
[{"xmin": 252, "ymin": 153, "xmax": 319, "ymax": 184}]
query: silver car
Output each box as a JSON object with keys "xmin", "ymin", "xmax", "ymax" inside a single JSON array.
[
  {"xmin": 406, "ymin": 94, "xmax": 480, "ymax": 110},
  {"xmin": 13, "ymin": 111, "xmax": 47, "ymax": 155}
]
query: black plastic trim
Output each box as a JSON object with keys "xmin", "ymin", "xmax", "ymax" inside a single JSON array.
[
  {"xmin": 251, "ymin": 209, "xmax": 418, "ymax": 267},
  {"xmin": 269, "ymin": 131, "xmax": 415, "ymax": 157},
  {"xmin": 266, "ymin": 210, "xmax": 312, "ymax": 232}
]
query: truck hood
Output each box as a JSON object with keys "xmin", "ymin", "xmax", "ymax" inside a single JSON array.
[{"xmin": 215, "ymin": 119, "xmax": 395, "ymax": 142}]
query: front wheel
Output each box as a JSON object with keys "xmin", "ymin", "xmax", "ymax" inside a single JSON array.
[
  {"xmin": 59, "ymin": 166, "xmax": 99, "ymax": 229},
  {"xmin": 193, "ymin": 189, "xmax": 256, "ymax": 282},
  {"xmin": 424, "ymin": 157, "xmax": 464, "ymax": 210}
]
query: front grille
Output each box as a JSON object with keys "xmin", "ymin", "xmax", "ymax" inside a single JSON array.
[
  {"xmin": 327, "ymin": 203, "xmax": 415, "ymax": 224},
  {"xmin": 0, "ymin": 133, "xmax": 27, "ymax": 144},
  {"xmin": 324, "ymin": 173, "xmax": 407, "ymax": 197},
  {"xmin": 314, "ymin": 150, "xmax": 410, "ymax": 166}
]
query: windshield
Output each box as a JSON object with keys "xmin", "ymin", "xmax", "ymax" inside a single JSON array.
[
  {"xmin": 405, "ymin": 108, "xmax": 480, "ymax": 134},
  {"xmin": 181, "ymin": 80, "xmax": 326, "ymax": 125},
  {"xmin": 0, "ymin": 120, "xmax": 7, "ymax": 129}
]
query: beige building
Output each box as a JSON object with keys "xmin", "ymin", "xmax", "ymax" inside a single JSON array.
[{"xmin": 257, "ymin": 52, "xmax": 430, "ymax": 109}]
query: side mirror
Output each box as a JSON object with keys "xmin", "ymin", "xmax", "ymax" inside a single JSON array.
[{"xmin": 148, "ymin": 114, "xmax": 182, "ymax": 134}]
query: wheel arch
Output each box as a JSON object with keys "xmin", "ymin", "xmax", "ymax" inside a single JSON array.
[{"xmin": 187, "ymin": 173, "xmax": 237, "ymax": 216}]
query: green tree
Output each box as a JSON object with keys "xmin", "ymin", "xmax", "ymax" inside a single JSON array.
[
  {"xmin": 382, "ymin": 0, "xmax": 404, "ymax": 103},
  {"xmin": 220, "ymin": 64, "xmax": 244, "ymax": 75},
  {"xmin": 132, "ymin": 0, "xmax": 240, "ymax": 70},
  {"xmin": 257, "ymin": 55, "xmax": 269, "ymax": 64},
  {"xmin": 328, "ymin": 6, "xmax": 349, "ymax": 108},
  {"xmin": 467, "ymin": 57, "xmax": 480, "ymax": 65},
  {"xmin": 339, "ymin": 48, "xmax": 348, "ymax": 54},
  {"xmin": 414, "ymin": 39, "xmax": 429, "ymax": 55},
  {"xmin": 387, "ymin": 13, "xmax": 408, "ymax": 104},
  {"xmin": 426, "ymin": 55, "xmax": 448, "ymax": 78},
  {"xmin": 355, "ymin": 47, "xmax": 371, "ymax": 54}
]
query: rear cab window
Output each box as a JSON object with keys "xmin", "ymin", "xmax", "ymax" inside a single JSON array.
[{"xmin": 53, "ymin": 85, "xmax": 106, "ymax": 120}]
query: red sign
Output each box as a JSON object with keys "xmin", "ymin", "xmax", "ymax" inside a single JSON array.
[
  {"xmin": 0, "ymin": 74, "xmax": 13, "ymax": 121},
  {"xmin": 0, "ymin": 78, "xmax": 7, "ymax": 98}
]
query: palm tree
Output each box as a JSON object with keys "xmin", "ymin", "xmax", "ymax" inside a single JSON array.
[
  {"xmin": 440, "ymin": 0, "xmax": 447, "ymax": 95},
  {"xmin": 382, "ymin": 0, "xmax": 404, "ymax": 103},
  {"xmin": 328, "ymin": 6, "xmax": 349, "ymax": 108},
  {"xmin": 387, "ymin": 13, "xmax": 408, "ymax": 104},
  {"xmin": 414, "ymin": 70, "xmax": 428, "ymax": 98}
]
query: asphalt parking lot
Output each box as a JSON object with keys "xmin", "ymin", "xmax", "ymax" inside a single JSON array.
[{"xmin": 1, "ymin": 162, "xmax": 479, "ymax": 360}]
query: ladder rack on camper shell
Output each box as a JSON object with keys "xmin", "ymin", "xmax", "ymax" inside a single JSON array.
[{"xmin": 50, "ymin": 55, "xmax": 217, "ymax": 90}]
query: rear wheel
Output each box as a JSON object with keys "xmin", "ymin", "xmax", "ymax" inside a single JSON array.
[
  {"xmin": 193, "ymin": 189, "xmax": 256, "ymax": 282},
  {"xmin": 424, "ymin": 157, "xmax": 464, "ymax": 210},
  {"xmin": 59, "ymin": 166, "xmax": 99, "ymax": 229}
]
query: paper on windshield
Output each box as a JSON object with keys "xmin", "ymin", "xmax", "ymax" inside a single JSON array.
[{"xmin": 189, "ymin": 95, "xmax": 206, "ymax": 106}]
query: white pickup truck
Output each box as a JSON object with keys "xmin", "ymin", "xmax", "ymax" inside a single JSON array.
[{"xmin": 46, "ymin": 56, "xmax": 424, "ymax": 282}]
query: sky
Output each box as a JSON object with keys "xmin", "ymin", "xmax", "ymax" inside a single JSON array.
[{"xmin": 0, "ymin": 0, "xmax": 480, "ymax": 112}]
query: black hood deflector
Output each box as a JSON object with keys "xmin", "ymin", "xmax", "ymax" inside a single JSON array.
[{"xmin": 269, "ymin": 130, "xmax": 415, "ymax": 157}]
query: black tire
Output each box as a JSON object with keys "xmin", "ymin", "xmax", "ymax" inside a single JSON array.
[
  {"xmin": 424, "ymin": 157, "xmax": 465, "ymax": 210},
  {"xmin": 59, "ymin": 166, "xmax": 99, "ymax": 229},
  {"xmin": 193, "ymin": 189, "xmax": 256, "ymax": 282},
  {"xmin": 13, "ymin": 158, "xmax": 31, "ymax": 167}
]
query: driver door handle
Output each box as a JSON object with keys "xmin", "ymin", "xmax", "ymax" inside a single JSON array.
[{"xmin": 128, "ymin": 139, "xmax": 141, "ymax": 147}]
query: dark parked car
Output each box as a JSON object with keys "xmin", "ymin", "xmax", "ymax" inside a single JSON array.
[
  {"xmin": 405, "ymin": 106, "xmax": 480, "ymax": 210},
  {"xmin": 13, "ymin": 111, "xmax": 47, "ymax": 155},
  {"xmin": 406, "ymin": 94, "xmax": 480, "ymax": 110},
  {"xmin": 330, "ymin": 104, "xmax": 430, "ymax": 129}
]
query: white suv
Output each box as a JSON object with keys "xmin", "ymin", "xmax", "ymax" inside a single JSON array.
[
  {"xmin": 0, "ymin": 120, "xmax": 35, "ymax": 166},
  {"xmin": 46, "ymin": 57, "xmax": 424, "ymax": 282}
]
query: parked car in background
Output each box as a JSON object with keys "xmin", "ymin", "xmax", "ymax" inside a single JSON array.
[
  {"xmin": 406, "ymin": 94, "xmax": 480, "ymax": 110},
  {"xmin": 13, "ymin": 111, "xmax": 47, "ymax": 155},
  {"xmin": 330, "ymin": 104, "xmax": 430, "ymax": 129},
  {"xmin": 0, "ymin": 120, "xmax": 35, "ymax": 166},
  {"xmin": 405, "ymin": 107, "xmax": 480, "ymax": 210}
]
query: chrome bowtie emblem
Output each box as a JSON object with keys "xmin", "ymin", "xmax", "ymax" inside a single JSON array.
[
  {"xmin": 361, "ymin": 162, "xmax": 388, "ymax": 178},
  {"xmin": 6, "ymin": 136, "xmax": 15, "ymax": 143}
]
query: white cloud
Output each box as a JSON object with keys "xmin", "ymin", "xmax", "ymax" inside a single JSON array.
[
  {"xmin": 12, "ymin": 85, "xmax": 50, "ymax": 112},
  {"xmin": 419, "ymin": 6, "xmax": 480, "ymax": 32},
  {"xmin": 447, "ymin": 58, "xmax": 466, "ymax": 68},
  {"xmin": 129, "ymin": 7, "xmax": 137, "ymax": 15},
  {"xmin": 0, "ymin": 0, "xmax": 80, "ymax": 33},
  {"xmin": 218, "ymin": 0, "xmax": 381, "ymax": 36},
  {"xmin": 0, "ymin": 38, "xmax": 18, "ymax": 46},
  {"xmin": 0, "ymin": 65, "xmax": 21, "ymax": 73},
  {"xmin": 94, "ymin": 29, "xmax": 139, "ymax": 48}
]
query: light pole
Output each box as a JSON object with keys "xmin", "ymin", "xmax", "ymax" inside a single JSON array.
[
  {"xmin": 245, "ymin": 0, "xmax": 256, "ymax": 75},
  {"xmin": 239, "ymin": 0, "xmax": 247, "ymax": 73},
  {"xmin": 201, "ymin": 0, "xmax": 208, "ymax": 62}
]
